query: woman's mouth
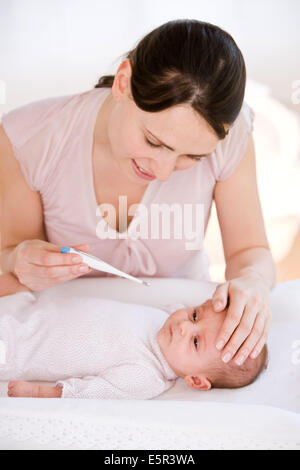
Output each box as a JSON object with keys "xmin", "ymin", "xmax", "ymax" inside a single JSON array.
[
  {"xmin": 169, "ymin": 325, "xmax": 173, "ymax": 341},
  {"xmin": 131, "ymin": 159, "xmax": 156, "ymax": 181}
]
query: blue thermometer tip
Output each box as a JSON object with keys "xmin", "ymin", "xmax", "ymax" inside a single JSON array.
[{"xmin": 61, "ymin": 246, "xmax": 71, "ymax": 253}]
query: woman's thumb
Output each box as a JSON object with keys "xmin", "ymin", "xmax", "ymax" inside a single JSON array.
[
  {"xmin": 72, "ymin": 244, "xmax": 90, "ymax": 252},
  {"xmin": 212, "ymin": 282, "xmax": 229, "ymax": 311}
]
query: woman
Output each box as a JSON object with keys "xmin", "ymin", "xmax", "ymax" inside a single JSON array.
[{"xmin": 0, "ymin": 19, "xmax": 275, "ymax": 367}]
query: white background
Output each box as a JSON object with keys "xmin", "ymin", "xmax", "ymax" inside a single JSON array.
[{"xmin": 0, "ymin": 0, "xmax": 299, "ymax": 115}]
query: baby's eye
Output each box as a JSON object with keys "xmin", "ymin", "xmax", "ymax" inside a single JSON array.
[
  {"xmin": 192, "ymin": 309, "xmax": 197, "ymax": 322},
  {"xmin": 194, "ymin": 337, "xmax": 198, "ymax": 349}
]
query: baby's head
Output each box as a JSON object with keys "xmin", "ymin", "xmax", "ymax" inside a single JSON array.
[{"xmin": 157, "ymin": 299, "xmax": 268, "ymax": 390}]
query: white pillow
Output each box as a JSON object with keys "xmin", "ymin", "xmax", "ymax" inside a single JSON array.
[{"xmin": 34, "ymin": 276, "xmax": 218, "ymax": 307}]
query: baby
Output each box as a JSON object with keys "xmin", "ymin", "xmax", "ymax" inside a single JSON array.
[{"xmin": 0, "ymin": 273, "xmax": 267, "ymax": 399}]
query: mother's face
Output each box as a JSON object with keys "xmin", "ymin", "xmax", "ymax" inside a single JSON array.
[{"xmin": 105, "ymin": 59, "xmax": 220, "ymax": 186}]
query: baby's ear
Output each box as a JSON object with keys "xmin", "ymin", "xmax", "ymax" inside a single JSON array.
[{"xmin": 184, "ymin": 374, "xmax": 211, "ymax": 391}]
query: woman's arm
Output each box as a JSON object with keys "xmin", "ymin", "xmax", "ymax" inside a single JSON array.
[
  {"xmin": 0, "ymin": 124, "xmax": 47, "ymax": 273},
  {"xmin": 212, "ymin": 135, "xmax": 276, "ymax": 364},
  {"xmin": 0, "ymin": 272, "xmax": 31, "ymax": 296},
  {"xmin": 225, "ymin": 246, "xmax": 275, "ymax": 291},
  {"xmin": 0, "ymin": 125, "xmax": 91, "ymax": 290},
  {"xmin": 214, "ymin": 135, "xmax": 273, "ymax": 277}
]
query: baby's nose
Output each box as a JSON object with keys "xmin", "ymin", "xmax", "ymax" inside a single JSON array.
[{"xmin": 179, "ymin": 320, "xmax": 193, "ymax": 336}]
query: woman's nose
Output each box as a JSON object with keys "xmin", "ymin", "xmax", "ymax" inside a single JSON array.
[{"xmin": 153, "ymin": 156, "xmax": 177, "ymax": 181}]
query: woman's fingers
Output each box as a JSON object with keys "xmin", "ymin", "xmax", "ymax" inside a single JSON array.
[
  {"xmin": 16, "ymin": 267, "xmax": 92, "ymax": 292},
  {"xmin": 13, "ymin": 240, "xmax": 92, "ymax": 291},
  {"xmin": 20, "ymin": 243, "xmax": 89, "ymax": 267},
  {"xmin": 212, "ymin": 282, "xmax": 229, "ymax": 311},
  {"xmin": 212, "ymin": 276, "xmax": 272, "ymax": 365},
  {"xmin": 249, "ymin": 314, "xmax": 272, "ymax": 359},
  {"xmin": 17, "ymin": 262, "xmax": 91, "ymax": 279},
  {"xmin": 50, "ymin": 268, "xmax": 93, "ymax": 284},
  {"xmin": 231, "ymin": 308, "xmax": 267, "ymax": 364},
  {"xmin": 72, "ymin": 244, "xmax": 90, "ymax": 252},
  {"xmin": 215, "ymin": 291, "xmax": 246, "ymax": 352}
]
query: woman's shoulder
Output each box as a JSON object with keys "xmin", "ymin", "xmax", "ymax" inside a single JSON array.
[
  {"xmin": 0, "ymin": 89, "xmax": 102, "ymax": 192},
  {"xmin": 1, "ymin": 91, "xmax": 83, "ymax": 149},
  {"xmin": 238, "ymin": 101, "xmax": 255, "ymax": 132},
  {"xmin": 220, "ymin": 100, "xmax": 255, "ymax": 150}
]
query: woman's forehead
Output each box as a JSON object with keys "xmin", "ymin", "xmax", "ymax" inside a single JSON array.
[
  {"xmin": 142, "ymin": 104, "xmax": 210, "ymax": 131},
  {"xmin": 139, "ymin": 105, "xmax": 219, "ymax": 152}
]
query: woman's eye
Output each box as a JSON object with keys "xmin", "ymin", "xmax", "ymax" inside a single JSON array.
[
  {"xmin": 192, "ymin": 310, "xmax": 197, "ymax": 321},
  {"xmin": 145, "ymin": 137, "xmax": 161, "ymax": 148},
  {"xmin": 194, "ymin": 337, "xmax": 198, "ymax": 349},
  {"xmin": 189, "ymin": 156, "xmax": 203, "ymax": 161},
  {"xmin": 145, "ymin": 137, "xmax": 204, "ymax": 161},
  {"xmin": 186, "ymin": 155, "xmax": 205, "ymax": 161}
]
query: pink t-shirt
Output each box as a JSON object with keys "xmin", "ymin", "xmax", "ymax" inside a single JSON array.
[{"xmin": 1, "ymin": 88, "xmax": 254, "ymax": 281}]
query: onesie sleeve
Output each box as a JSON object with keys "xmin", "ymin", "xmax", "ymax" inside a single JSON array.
[
  {"xmin": 56, "ymin": 364, "xmax": 173, "ymax": 400},
  {"xmin": 208, "ymin": 101, "xmax": 255, "ymax": 182},
  {"xmin": 1, "ymin": 94, "xmax": 74, "ymax": 192}
]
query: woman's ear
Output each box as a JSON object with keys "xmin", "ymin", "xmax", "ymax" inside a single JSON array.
[
  {"xmin": 112, "ymin": 58, "xmax": 133, "ymax": 101},
  {"xmin": 184, "ymin": 374, "xmax": 211, "ymax": 391}
]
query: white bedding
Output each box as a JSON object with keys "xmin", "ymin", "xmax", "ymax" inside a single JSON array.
[{"xmin": 0, "ymin": 277, "xmax": 299, "ymax": 449}]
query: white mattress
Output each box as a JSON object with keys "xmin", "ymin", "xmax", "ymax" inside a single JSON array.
[{"xmin": 0, "ymin": 277, "xmax": 299, "ymax": 449}]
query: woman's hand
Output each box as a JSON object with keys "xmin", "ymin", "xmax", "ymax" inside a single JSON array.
[
  {"xmin": 212, "ymin": 274, "xmax": 272, "ymax": 365},
  {"xmin": 11, "ymin": 239, "xmax": 92, "ymax": 292}
]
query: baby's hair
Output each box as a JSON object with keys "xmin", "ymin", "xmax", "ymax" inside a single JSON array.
[{"xmin": 208, "ymin": 344, "xmax": 268, "ymax": 389}]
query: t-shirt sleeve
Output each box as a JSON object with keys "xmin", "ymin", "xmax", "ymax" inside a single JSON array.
[
  {"xmin": 1, "ymin": 95, "xmax": 73, "ymax": 192},
  {"xmin": 208, "ymin": 101, "xmax": 255, "ymax": 182},
  {"xmin": 56, "ymin": 364, "xmax": 173, "ymax": 400}
]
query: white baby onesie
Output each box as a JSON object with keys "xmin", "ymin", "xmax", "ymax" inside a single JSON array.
[{"xmin": 0, "ymin": 292, "xmax": 177, "ymax": 399}]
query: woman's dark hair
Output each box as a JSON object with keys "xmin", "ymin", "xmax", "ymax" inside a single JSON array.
[{"xmin": 95, "ymin": 19, "xmax": 246, "ymax": 139}]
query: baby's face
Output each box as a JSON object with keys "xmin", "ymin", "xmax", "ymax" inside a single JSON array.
[{"xmin": 157, "ymin": 299, "xmax": 226, "ymax": 379}]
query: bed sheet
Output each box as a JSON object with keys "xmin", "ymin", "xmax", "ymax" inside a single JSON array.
[{"xmin": 0, "ymin": 277, "xmax": 299, "ymax": 449}]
